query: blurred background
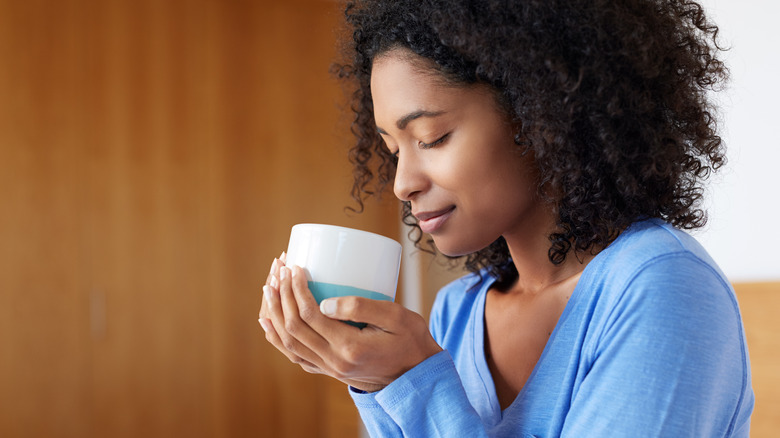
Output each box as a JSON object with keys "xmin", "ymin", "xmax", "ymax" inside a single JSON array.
[
  {"xmin": 0, "ymin": 0, "xmax": 777, "ymax": 437},
  {"xmin": 0, "ymin": 0, "xmax": 402, "ymax": 436}
]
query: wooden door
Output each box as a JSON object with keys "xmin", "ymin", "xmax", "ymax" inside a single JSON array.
[{"xmin": 0, "ymin": 0, "xmax": 399, "ymax": 436}]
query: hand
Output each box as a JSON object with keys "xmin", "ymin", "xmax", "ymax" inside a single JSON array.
[
  {"xmin": 259, "ymin": 252, "xmax": 326, "ymax": 369},
  {"xmin": 258, "ymin": 255, "xmax": 442, "ymax": 392},
  {"xmin": 258, "ymin": 253, "xmax": 324, "ymax": 375}
]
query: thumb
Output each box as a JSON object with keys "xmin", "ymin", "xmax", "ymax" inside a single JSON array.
[
  {"xmin": 319, "ymin": 295, "xmax": 399, "ymax": 329},
  {"xmin": 319, "ymin": 298, "xmax": 340, "ymax": 318}
]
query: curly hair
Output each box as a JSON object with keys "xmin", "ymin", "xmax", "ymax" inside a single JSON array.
[{"xmin": 334, "ymin": 0, "xmax": 728, "ymax": 289}]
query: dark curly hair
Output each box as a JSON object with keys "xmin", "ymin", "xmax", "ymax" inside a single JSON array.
[{"xmin": 334, "ymin": 0, "xmax": 728, "ymax": 290}]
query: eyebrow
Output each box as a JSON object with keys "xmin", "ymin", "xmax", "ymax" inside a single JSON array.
[{"xmin": 376, "ymin": 110, "xmax": 445, "ymax": 135}]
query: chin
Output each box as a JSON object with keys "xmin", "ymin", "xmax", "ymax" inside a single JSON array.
[{"xmin": 431, "ymin": 236, "xmax": 492, "ymax": 258}]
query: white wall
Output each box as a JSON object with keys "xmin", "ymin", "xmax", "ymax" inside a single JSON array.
[{"xmin": 695, "ymin": 0, "xmax": 780, "ymax": 282}]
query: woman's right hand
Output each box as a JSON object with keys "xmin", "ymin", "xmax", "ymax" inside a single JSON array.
[
  {"xmin": 257, "ymin": 253, "xmax": 387, "ymax": 391},
  {"xmin": 257, "ymin": 253, "xmax": 442, "ymax": 392}
]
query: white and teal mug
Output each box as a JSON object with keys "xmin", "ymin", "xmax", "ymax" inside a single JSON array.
[{"xmin": 285, "ymin": 224, "xmax": 402, "ymax": 305}]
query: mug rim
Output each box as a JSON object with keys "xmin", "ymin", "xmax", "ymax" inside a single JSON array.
[{"xmin": 291, "ymin": 223, "xmax": 401, "ymax": 249}]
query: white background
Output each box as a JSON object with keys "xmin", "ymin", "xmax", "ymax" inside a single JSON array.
[{"xmin": 696, "ymin": 0, "xmax": 780, "ymax": 281}]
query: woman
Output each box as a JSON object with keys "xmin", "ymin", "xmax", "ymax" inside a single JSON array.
[{"xmin": 258, "ymin": 0, "xmax": 754, "ymax": 436}]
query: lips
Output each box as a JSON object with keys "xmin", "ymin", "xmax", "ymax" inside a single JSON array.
[{"xmin": 414, "ymin": 206, "xmax": 455, "ymax": 234}]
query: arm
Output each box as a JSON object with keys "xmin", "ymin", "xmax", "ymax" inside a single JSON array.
[
  {"xmin": 348, "ymin": 277, "xmax": 493, "ymax": 437},
  {"xmin": 351, "ymin": 350, "xmax": 488, "ymax": 438}
]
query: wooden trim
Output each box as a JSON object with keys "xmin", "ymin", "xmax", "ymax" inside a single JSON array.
[{"xmin": 733, "ymin": 282, "xmax": 780, "ymax": 438}]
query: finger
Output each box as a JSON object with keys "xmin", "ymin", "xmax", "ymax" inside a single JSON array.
[
  {"xmin": 319, "ymin": 295, "xmax": 402, "ymax": 330},
  {"xmin": 262, "ymin": 286, "xmax": 322, "ymax": 369},
  {"xmin": 264, "ymin": 253, "xmax": 285, "ymax": 289},
  {"xmin": 259, "ymin": 283, "xmax": 277, "ymax": 323},
  {"xmin": 269, "ymin": 268, "xmax": 329, "ymax": 366},
  {"xmin": 289, "ymin": 265, "xmax": 333, "ymax": 325},
  {"xmin": 259, "ymin": 282, "xmax": 277, "ymax": 320},
  {"xmin": 259, "ymin": 316, "xmax": 320, "ymax": 371},
  {"xmin": 271, "ymin": 255, "xmax": 284, "ymax": 287},
  {"xmin": 265, "ymin": 258, "xmax": 279, "ymax": 287},
  {"xmin": 284, "ymin": 265, "xmax": 361, "ymax": 336},
  {"xmin": 300, "ymin": 363, "xmax": 325, "ymax": 375},
  {"xmin": 261, "ymin": 260, "xmax": 281, "ymax": 319},
  {"xmin": 278, "ymin": 267, "xmax": 331, "ymax": 352},
  {"xmin": 260, "ymin": 257, "xmax": 280, "ymax": 321}
]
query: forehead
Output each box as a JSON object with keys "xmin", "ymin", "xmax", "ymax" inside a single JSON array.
[
  {"xmin": 370, "ymin": 50, "xmax": 488, "ymax": 123},
  {"xmin": 369, "ymin": 48, "xmax": 505, "ymax": 121}
]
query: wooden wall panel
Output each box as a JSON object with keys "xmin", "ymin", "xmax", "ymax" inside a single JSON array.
[
  {"xmin": 0, "ymin": 1, "xmax": 92, "ymax": 436},
  {"xmin": 734, "ymin": 282, "xmax": 780, "ymax": 438},
  {"xmin": 86, "ymin": 1, "xmax": 220, "ymax": 435},
  {"xmin": 0, "ymin": 0, "xmax": 399, "ymax": 437}
]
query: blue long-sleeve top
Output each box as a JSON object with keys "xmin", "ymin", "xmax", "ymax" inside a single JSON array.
[{"xmin": 350, "ymin": 219, "xmax": 754, "ymax": 437}]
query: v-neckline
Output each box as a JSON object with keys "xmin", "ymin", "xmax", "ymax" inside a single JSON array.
[{"xmin": 472, "ymin": 270, "xmax": 587, "ymax": 421}]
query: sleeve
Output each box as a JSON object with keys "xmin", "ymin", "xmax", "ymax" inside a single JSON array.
[
  {"xmin": 349, "ymin": 385, "xmax": 403, "ymax": 437},
  {"xmin": 561, "ymin": 253, "xmax": 753, "ymax": 437},
  {"xmin": 350, "ymin": 350, "xmax": 489, "ymax": 438},
  {"xmin": 349, "ymin": 279, "xmax": 494, "ymax": 437}
]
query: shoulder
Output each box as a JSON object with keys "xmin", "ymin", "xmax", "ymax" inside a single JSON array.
[
  {"xmin": 572, "ymin": 222, "xmax": 753, "ymax": 434},
  {"xmin": 582, "ymin": 219, "xmax": 744, "ymax": 356},
  {"xmin": 608, "ymin": 218, "xmax": 713, "ymax": 262},
  {"xmin": 590, "ymin": 219, "xmax": 730, "ymax": 294}
]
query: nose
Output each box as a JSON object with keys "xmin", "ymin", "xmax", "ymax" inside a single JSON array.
[{"xmin": 393, "ymin": 150, "xmax": 427, "ymax": 201}]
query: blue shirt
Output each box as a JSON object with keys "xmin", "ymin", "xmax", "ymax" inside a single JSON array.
[{"xmin": 350, "ymin": 220, "xmax": 754, "ymax": 437}]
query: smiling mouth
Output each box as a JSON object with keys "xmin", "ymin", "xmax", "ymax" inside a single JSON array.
[{"xmin": 414, "ymin": 206, "xmax": 455, "ymax": 234}]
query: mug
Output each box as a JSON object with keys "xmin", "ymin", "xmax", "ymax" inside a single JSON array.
[{"xmin": 285, "ymin": 224, "xmax": 402, "ymax": 305}]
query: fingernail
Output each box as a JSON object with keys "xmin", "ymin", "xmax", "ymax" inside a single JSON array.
[
  {"xmin": 270, "ymin": 275, "xmax": 279, "ymax": 289},
  {"xmin": 281, "ymin": 251, "xmax": 287, "ymax": 263},
  {"xmin": 270, "ymin": 258, "xmax": 278, "ymax": 275},
  {"xmin": 263, "ymin": 285, "xmax": 272, "ymax": 302},
  {"xmin": 291, "ymin": 266, "xmax": 298, "ymax": 278},
  {"xmin": 280, "ymin": 267, "xmax": 289, "ymax": 281},
  {"xmin": 259, "ymin": 318, "xmax": 271, "ymax": 332},
  {"xmin": 320, "ymin": 299, "xmax": 336, "ymax": 316}
]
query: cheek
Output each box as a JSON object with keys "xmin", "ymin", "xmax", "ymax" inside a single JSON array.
[
  {"xmin": 462, "ymin": 150, "xmax": 536, "ymax": 216},
  {"xmin": 434, "ymin": 138, "xmax": 495, "ymax": 184},
  {"xmin": 439, "ymin": 154, "xmax": 506, "ymax": 214},
  {"xmin": 429, "ymin": 155, "xmax": 491, "ymax": 201}
]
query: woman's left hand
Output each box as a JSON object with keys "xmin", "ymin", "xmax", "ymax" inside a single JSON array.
[{"xmin": 258, "ymin": 257, "xmax": 442, "ymax": 393}]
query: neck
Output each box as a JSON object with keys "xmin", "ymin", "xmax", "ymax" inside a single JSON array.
[{"xmin": 502, "ymin": 211, "xmax": 594, "ymax": 295}]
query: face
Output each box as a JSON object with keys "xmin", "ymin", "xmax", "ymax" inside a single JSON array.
[{"xmin": 371, "ymin": 48, "xmax": 547, "ymax": 256}]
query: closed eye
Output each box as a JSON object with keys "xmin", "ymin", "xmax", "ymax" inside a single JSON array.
[{"xmin": 419, "ymin": 133, "xmax": 450, "ymax": 149}]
